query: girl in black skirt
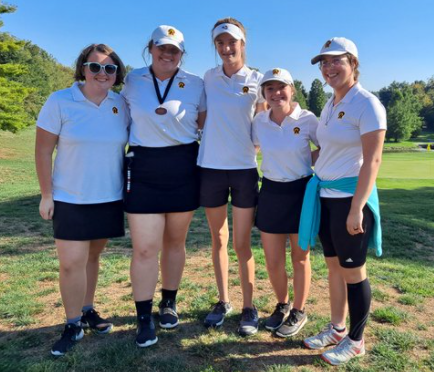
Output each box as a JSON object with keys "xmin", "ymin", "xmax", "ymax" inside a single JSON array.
[
  {"xmin": 35, "ymin": 44, "xmax": 128, "ymax": 356},
  {"xmin": 252, "ymin": 68, "xmax": 319, "ymax": 338}
]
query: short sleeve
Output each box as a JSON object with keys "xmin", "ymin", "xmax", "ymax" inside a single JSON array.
[
  {"xmin": 359, "ymin": 97, "xmax": 387, "ymax": 135},
  {"xmin": 199, "ymin": 88, "xmax": 207, "ymax": 112},
  {"xmin": 36, "ymin": 93, "xmax": 62, "ymax": 135},
  {"xmin": 308, "ymin": 114, "xmax": 319, "ymax": 147},
  {"xmin": 251, "ymin": 117, "xmax": 260, "ymax": 146}
]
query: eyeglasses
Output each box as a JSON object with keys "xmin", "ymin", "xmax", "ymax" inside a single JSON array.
[
  {"xmin": 83, "ymin": 62, "xmax": 118, "ymax": 75},
  {"xmin": 319, "ymin": 57, "xmax": 348, "ymax": 69}
]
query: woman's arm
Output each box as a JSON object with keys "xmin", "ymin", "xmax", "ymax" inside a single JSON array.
[
  {"xmin": 255, "ymin": 102, "xmax": 267, "ymax": 114},
  {"xmin": 346, "ymin": 129, "xmax": 386, "ymax": 235},
  {"xmin": 35, "ymin": 127, "xmax": 58, "ymax": 220},
  {"xmin": 197, "ymin": 110, "xmax": 207, "ymax": 130}
]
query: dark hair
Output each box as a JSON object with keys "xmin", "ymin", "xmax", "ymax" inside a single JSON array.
[
  {"xmin": 346, "ymin": 53, "xmax": 360, "ymax": 81},
  {"xmin": 212, "ymin": 17, "xmax": 246, "ymax": 63},
  {"xmin": 74, "ymin": 44, "xmax": 126, "ymax": 86}
]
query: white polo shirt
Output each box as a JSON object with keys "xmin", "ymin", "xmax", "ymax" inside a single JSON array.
[
  {"xmin": 121, "ymin": 67, "xmax": 206, "ymax": 147},
  {"xmin": 36, "ymin": 82, "xmax": 129, "ymax": 204},
  {"xmin": 197, "ymin": 65, "xmax": 264, "ymax": 169},
  {"xmin": 315, "ymin": 82, "xmax": 387, "ymax": 197},
  {"xmin": 252, "ymin": 104, "xmax": 319, "ymax": 182}
]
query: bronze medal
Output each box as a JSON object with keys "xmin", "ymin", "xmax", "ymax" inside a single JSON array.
[{"xmin": 155, "ymin": 107, "xmax": 167, "ymax": 115}]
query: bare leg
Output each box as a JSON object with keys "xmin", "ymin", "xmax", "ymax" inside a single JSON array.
[
  {"xmin": 288, "ymin": 234, "xmax": 311, "ymax": 310},
  {"xmin": 261, "ymin": 232, "xmax": 289, "ymax": 304},
  {"xmin": 84, "ymin": 238, "xmax": 107, "ymax": 306},
  {"xmin": 205, "ymin": 205, "xmax": 230, "ymax": 302},
  {"xmin": 232, "ymin": 206, "xmax": 255, "ymax": 308},
  {"xmin": 129, "ymin": 213, "xmax": 165, "ymax": 301},
  {"xmin": 161, "ymin": 211, "xmax": 194, "ymax": 290},
  {"xmin": 56, "ymin": 240, "xmax": 90, "ymax": 319},
  {"xmin": 326, "ymin": 256, "xmax": 348, "ymax": 328}
]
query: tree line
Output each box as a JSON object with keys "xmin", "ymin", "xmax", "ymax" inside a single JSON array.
[{"xmin": 1, "ymin": 3, "xmax": 432, "ymax": 141}]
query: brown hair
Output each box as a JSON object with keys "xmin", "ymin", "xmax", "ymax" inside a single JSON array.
[
  {"xmin": 346, "ymin": 53, "xmax": 360, "ymax": 81},
  {"xmin": 74, "ymin": 44, "xmax": 126, "ymax": 86},
  {"xmin": 212, "ymin": 17, "xmax": 246, "ymax": 63}
]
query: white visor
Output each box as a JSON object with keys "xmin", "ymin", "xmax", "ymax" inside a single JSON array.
[{"xmin": 212, "ymin": 23, "xmax": 245, "ymax": 42}]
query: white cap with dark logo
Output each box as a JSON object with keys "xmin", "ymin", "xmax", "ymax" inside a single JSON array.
[
  {"xmin": 151, "ymin": 25, "xmax": 185, "ymax": 52},
  {"xmin": 311, "ymin": 37, "xmax": 358, "ymax": 65},
  {"xmin": 260, "ymin": 68, "xmax": 294, "ymax": 86}
]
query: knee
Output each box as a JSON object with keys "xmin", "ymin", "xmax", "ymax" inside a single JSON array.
[
  {"xmin": 133, "ymin": 245, "xmax": 159, "ymax": 262},
  {"xmin": 59, "ymin": 258, "xmax": 85, "ymax": 275},
  {"xmin": 265, "ymin": 258, "xmax": 285, "ymax": 273}
]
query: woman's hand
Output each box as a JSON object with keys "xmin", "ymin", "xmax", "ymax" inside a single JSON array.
[
  {"xmin": 39, "ymin": 196, "xmax": 54, "ymax": 220},
  {"xmin": 346, "ymin": 208, "xmax": 364, "ymax": 235}
]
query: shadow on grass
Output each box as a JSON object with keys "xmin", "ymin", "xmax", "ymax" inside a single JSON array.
[{"xmin": 0, "ymin": 315, "xmax": 319, "ymax": 372}]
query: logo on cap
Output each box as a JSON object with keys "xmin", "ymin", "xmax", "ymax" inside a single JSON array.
[
  {"xmin": 324, "ymin": 40, "xmax": 332, "ymax": 48},
  {"xmin": 112, "ymin": 107, "xmax": 118, "ymax": 115},
  {"xmin": 222, "ymin": 25, "xmax": 228, "ymax": 29},
  {"xmin": 338, "ymin": 111, "xmax": 345, "ymax": 119},
  {"xmin": 242, "ymin": 86, "xmax": 249, "ymax": 93},
  {"xmin": 272, "ymin": 69, "xmax": 280, "ymax": 75},
  {"xmin": 178, "ymin": 82, "xmax": 185, "ymax": 88},
  {"xmin": 168, "ymin": 28, "xmax": 176, "ymax": 36},
  {"xmin": 293, "ymin": 127, "xmax": 300, "ymax": 134}
]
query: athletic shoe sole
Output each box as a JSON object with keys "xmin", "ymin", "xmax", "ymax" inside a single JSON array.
[
  {"xmin": 265, "ymin": 318, "xmax": 286, "ymax": 331},
  {"xmin": 82, "ymin": 322, "xmax": 113, "ymax": 335},
  {"xmin": 275, "ymin": 315, "xmax": 308, "ymax": 338},
  {"xmin": 136, "ymin": 336, "xmax": 158, "ymax": 348},
  {"xmin": 320, "ymin": 349, "xmax": 365, "ymax": 366},
  {"xmin": 204, "ymin": 307, "xmax": 233, "ymax": 328},
  {"xmin": 159, "ymin": 320, "xmax": 179, "ymax": 329},
  {"xmin": 238, "ymin": 327, "xmax": 258, "ymax": 337},
  {"xmin": 50, "ymin": 329, "xmax": 84, "ymax": 356}
]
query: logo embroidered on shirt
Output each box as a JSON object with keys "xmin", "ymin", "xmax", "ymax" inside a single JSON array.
[
  {"xmin": 272, "ymin": 68, "xmax": 280, "ymax": 75},
  {"xmin": 178, "ymin": 82, "xmax": 185, "ymax": 88},
  {"xmin": 168, "ymin": 28, "xmax": 176, "ymax": 36},
  {"xmin": 345, "ymin": 258, "xmax": 354, "ymax": 263},
  {"xmin": 324, "ymin": 40, "xmax": 332, "ymax": 48},
  {"xmin": 293, "ymin": 127, "xmax": 300, "ymax": 134},
  {"xmin": 242, "ymin": 86, "xmax": 249, "ymax": 93},
  {"xmin": 112, "ymin": 107, "xmax": 119, "ymax": 114},
  {"xmin": 338, "ymin": 111, "xmax": 345, "ymax": 119}
]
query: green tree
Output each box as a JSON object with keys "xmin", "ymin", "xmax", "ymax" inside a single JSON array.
[
  {"xmin": 386, "ymin": 87, "xmax": 423, "ymax": 142},
  {"xmin": 293, "ymin": 80, "xmax": 308, "ymax": 109},
  {"xmin": 308, "ymin": 79, "xmax": 326, "ymax": 116},
  {"xmin": 0, "ymin": 2, "xmax": 33, "ymax": 132}
]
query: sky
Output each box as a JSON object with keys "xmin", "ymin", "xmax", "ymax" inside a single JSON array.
[{"xmin": 2, "ymin": 0, "xmax": 434, "ymax": 93}]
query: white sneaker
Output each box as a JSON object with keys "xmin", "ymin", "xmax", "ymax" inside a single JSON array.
[
  {"xmin": 303, "ymin": 323, "xmax": 347, "ymax": 350},
  {"xmin": 321, "ymin": 336, "xmax": 365, "ymax": 366}
]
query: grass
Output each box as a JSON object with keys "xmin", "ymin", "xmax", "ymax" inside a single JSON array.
[{"xmin": 0, "ymin": 126, "xmax": 434, "ymax": 371}]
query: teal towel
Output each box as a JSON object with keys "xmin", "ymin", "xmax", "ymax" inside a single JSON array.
[{"xmin": 298, "ymin": 175, "xmax": 382, "ymax": 257}]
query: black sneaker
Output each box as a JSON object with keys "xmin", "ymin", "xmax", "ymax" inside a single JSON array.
[
  {"xmin": 276, "ymin": 308, "xmax": 307, "ymax": 338},
  {"xmin": 238, "ymin": 307, "xmax": 259, "ymax": 337},
  {"xmin": 51, "ymin": 323, "xmax": 84, "ymax": 356},
  {"xmin": 136, "ymin": 314, "xmax": 158, "ymax": 348},
  {"xmin": 265, "ymin": 303, "xmax": 291, "ymax": 331},
  {"xmin": 158, "ymin": 299, "xmax": 179, "ymax": 329},
  {"xmin": 204, "ymin": 301, "xmax": 233, "ymax": 328},
  {"xmin": 81, "ymin": 308, "xmax": 113, "ymax": 334}
]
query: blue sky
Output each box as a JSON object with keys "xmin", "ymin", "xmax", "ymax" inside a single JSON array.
[{"xmin": 2, "ymin": 0, "xmax": 433, "ymax": 92}]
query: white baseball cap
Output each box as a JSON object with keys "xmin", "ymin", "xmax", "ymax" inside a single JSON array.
[
  {"xmin": 212, "ymin": 23, "xmax": 245, "ymax": 42},
  {"xmin": 311, "ymin": 37, "xmax": 358, "ymax": 65},
  {"xmin": 151, "ymin": 25, "xmax": 184, "ymax": 52},
  {"xmin": 260, "ymin": 68, "xmax": 294, "ymax": 86}
]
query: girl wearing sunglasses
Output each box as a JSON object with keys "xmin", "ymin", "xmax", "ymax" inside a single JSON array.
[
  {"xmin": 121, "ymin": 25, "xmax": 206, "ymax": 348},
  {"xmin": 197, "ymin": 18, "xmax": 266, "ymax": 336},
  {"xmin": 35, "ymin": 44, "xmax": 129, "ymax": 356},
  {"xmin": 300, "ymin": 37, "xmax": 386, "ymax": 366}
]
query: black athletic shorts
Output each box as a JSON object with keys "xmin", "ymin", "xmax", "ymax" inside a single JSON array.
[
  {"xmin": 318, "ymin": 197, "xmax": 374, "ymax": 268},
  {"xmin": 199, "ymin": 167, "xmax": 259, "ymax": 208},
  {"xmin": 255, "ymin": 176, "xmax": 311, "ymax": 234},
  {"xmin": 53, "ymin": 200, "xmax": 125, "ymax": 241}
]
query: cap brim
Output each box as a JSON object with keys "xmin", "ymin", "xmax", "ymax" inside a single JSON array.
[
  {"xmin": 311, "ymin": 50, "xmax": 347, "ymax": 65},
  {"xmin": 154, "ymin": 38, "xmax": 184, "ymax": 52},
  {"xmin": 261, "ymin": 77, "xmax": 293, "ymax": 86}
]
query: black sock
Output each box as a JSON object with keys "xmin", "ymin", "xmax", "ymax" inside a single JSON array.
[
  {"xmin": 161, "ymin": 288, "xmax": 178, "ymax": 302},
  {"xmin": 135, "ymin": 299, "xmax": 153, "ymax": 317},
  {"xmin": 347, "ymin": 278, "xmax": 371, "ymax": 341}
]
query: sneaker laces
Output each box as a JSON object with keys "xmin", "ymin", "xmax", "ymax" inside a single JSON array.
[
  {"xmin": 272, "ymin": 303, "xmax": 288, "ymax": 316},
  {"xmin": 241, "ymin": 308, "xmax": 256, "ymax": 322},
  {"xmin": 212, "ymin": 301, "xmax": 228, "ymax": 314}
]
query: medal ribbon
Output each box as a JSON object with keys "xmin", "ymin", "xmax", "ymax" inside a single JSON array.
[{"xmin": 150, "ymin": 66, "xmax": 179, "ymax": 105}]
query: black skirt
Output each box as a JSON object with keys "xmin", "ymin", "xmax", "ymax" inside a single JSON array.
[
  {"xmin": 124, "ymin": 142, "xmax": 200, "ymax": 213},
  {"xmin": 255, "ymin": 176, "xmax": 311, "ymax": 234},
  {"xmin": 53, "ymin": 200, "xmax": 125, "ymax": 241}
]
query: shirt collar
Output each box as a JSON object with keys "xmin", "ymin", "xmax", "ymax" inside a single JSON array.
[
  {"xmin": 71, "ymin": 81, "xmax": 116, "ymax": 102},
  {"xmin": 142, "ymin": 66, "xmax": 187, "ymax": 80},
  {"xmin": 337, "ymin": 82, "xmax": 362, "ymax": 104},
  {"xmin": 215, "ymin": 64, "xmax": 249, "ymax": 78}
]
